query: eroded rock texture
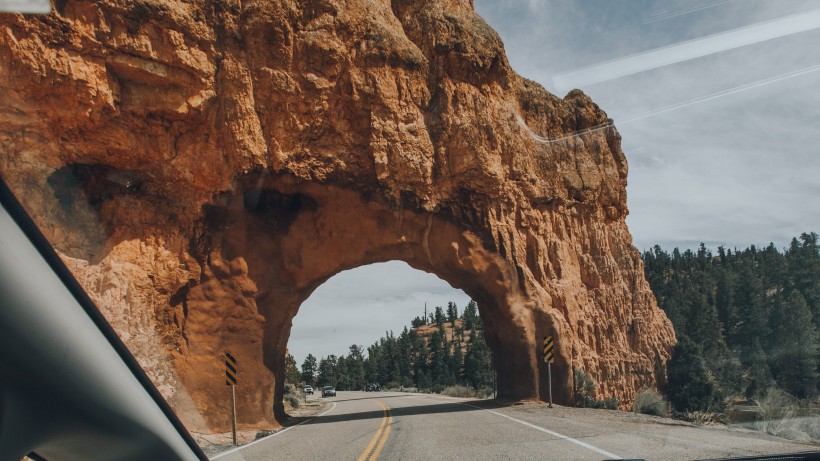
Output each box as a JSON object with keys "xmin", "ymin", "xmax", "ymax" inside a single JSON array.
[{"xmin": 0, "ymin": 0, "xmax": 675, "ymax": 432}]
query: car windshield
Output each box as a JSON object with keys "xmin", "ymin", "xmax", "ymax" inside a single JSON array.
[{"xmin": 0, "ymin": 0, "xmax": 817, "ymax": 460}]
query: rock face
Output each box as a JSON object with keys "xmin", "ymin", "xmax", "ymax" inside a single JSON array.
[{"xmin": 0, "ymin": 0, "xmax": 675, "ymax": 433}]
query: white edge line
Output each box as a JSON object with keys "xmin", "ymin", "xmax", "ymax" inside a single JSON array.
[
  {"xmin": 211, "ymin": 401, "xmax": 337, "ymax": 459},
  {"xmin": 468, "ymin": 404, "xmax": 623, "ymax": 460},
  {"xmin": 419, "ymin": 395, "xmax": 623, "ymax": 461}
]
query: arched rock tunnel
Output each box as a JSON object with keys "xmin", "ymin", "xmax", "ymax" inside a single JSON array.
[
  {"xmin": 176, "ymin": 173, "xmax": 569, "ymax": 429},
  {"xmin": 155, "ymin": 171, "xmax": 672, "ymax": 432}
]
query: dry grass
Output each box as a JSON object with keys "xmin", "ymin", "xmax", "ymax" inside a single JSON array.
[
  {"xmin": 633, "ymin": 388, "xmax": 670, "ymax": 417},
  {"xmin": 441, "ymin": 385, "xmax": 493, "ymax": 399},
  {"xmin": 753, "ymin": 389, "xmax": 819, "ymax": 443},
  {"xmin": 283, "ymin": 384, "xmax": 301, "ymax": 411},
  {"xmin": 690, "ymin": 411, "xmax": 727, "ymax": 426}
]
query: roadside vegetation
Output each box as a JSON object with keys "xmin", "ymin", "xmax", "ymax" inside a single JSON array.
[
  {"xmin": 642, "ymin": 232, "xmax": 819, "ymax": 440},
  {"xmin": 282, "ymin": 384, "xmax": 301, "ymax": 411},
  {"xmin": 633, "ymin": 388, "xmax": 669, "ymax": 417},
  {"xmin": 572, "ymin": 369, "xmax": 619, "ymax": 410},
  {"xmin": 441, "ymin": 385, "xmax": 494, "ymax": 399},
  {"xmin": 754, "ymin": 389, "xmax": 820, "ymax": 442}
]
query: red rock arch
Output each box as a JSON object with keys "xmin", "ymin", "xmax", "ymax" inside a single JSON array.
[
  {"xmin": 0, "ymin": 0, "xmax": 676, "ymax": 435},
  {"xmin": 174, "ymin": 175, "xmax": 557, "ymax": 430}
]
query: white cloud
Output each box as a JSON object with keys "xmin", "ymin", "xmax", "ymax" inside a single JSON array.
[
  {"xmin": 552, "ymin": 8, "xmax": 820, "ymax": 92},
  {"xmin": 476, "ymin": 0, "xmax": 820, "ymax": 251}
]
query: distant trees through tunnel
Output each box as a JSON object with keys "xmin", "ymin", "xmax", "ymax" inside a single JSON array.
[{"xmin": 287, "ymin": 261, "xmax": 496, "ymax": 394}]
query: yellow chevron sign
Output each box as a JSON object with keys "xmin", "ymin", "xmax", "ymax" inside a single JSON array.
[
  {"xmin": 543, "ymin": 336, "xmax": 554, "ymax": 364},
  {"xmin": 225, "ymin": 351, "xmax": 237, "ymax": 386}
]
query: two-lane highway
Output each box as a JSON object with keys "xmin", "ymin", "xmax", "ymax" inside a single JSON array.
[{"xmin": 212, "ymin": 392, "xmax": 817, "ymax": 461}]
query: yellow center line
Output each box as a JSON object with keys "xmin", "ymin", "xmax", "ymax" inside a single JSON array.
[
  {"xmin": 356, "ymin": 399, "xmax": 392, "ymax": 461},
  {"xmin": 369, "ymin": 411, "xmax": 392, "ymax": 460}
]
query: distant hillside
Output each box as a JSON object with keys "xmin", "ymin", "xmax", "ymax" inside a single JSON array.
[
  {"xmin": 297, "ymin": 301, "xmax": 494, "ymax": 392},
  {"xmin": 415, "ymin": 319, "xmax": 472, "ymax": 349}
]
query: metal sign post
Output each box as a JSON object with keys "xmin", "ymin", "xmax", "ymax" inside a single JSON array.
[
  {"xmin": 225, "ymin": 351, "xmax": 238, "ymax": 445},
  {"xmin": 543, "ymin": 336, "xmax": 554, "ymax": 408}
]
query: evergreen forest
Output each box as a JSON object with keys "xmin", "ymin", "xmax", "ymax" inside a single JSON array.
[
  {"xmin": 288, "ymin": 300, "xmax": 495, "ymax": 394},
  {"xmin": 642, "ymin": 233, "xmax": 819, "ymax": 411}
]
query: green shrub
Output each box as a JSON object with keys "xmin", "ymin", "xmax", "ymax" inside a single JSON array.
[
  {"xmin": 665, "ymin": 338, "xmax": 718, "ymax": 412},
  {"xmin": 283, "ymin": 384, "xmax": 300, "ymax": 409},
  {"xmin": 442, "ymin": 385, "xmax": 473, "ymax": 398},
  {"xmin": 573, "ymin": 369, "xmax": 618, "ymax": 409},
  {"xmin": 633, "ymin": 388, "xmax": 669, "ymax": 417},
  {"xmin": 573, "ymin": 369, "xmax": 597, "ymax": 407},
  {"xmin": 603, "ymin": 397, "xmax": 619, "ymax": 410},
  {"xmin": 442, "ymin": 385, "xmax": 493, "ymax": 399}
]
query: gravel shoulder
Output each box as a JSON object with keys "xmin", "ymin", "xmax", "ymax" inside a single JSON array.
[{"xmin": 194, "ymin": 398, "xmax": 332, "ymax": 457}]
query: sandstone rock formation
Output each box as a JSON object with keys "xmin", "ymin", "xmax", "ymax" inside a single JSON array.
[{"xmin": 0, "ymin": 0, "xmax": 676, "ymax": 433}]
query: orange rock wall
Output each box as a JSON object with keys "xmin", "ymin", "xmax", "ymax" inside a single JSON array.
[{"xmin": 0, "ymin": 0, "xmax": 675, "ymax": 432}]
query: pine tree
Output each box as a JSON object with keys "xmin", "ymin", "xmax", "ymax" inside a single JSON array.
[
  {"xmin": 642, "ymin": 237, "xmax": 819, "ymax": 403},
  {"xmin": 665, "ymin": 337, "xmax": 717, "ymax": 412},
  {"xmin": 464, "ymin": 328, "xmax": 493, "ymax": 389},
  {"xmin": 365, "ymin": 343, "xmax": 381, "ymax": 384},
  {"xmin": 301, "ymin": 354, "xmax": 318, "ymax": 386},
  {"xmin": 428, "ymin": 329, "xmax": 448, "ymax": 389},
  {"xmin": 434, "ymin": 306, "xmax": 445, "ymax": 327},
  {"xmin": 336, "ymin": 355, "xmax": 350, "ymax": 390},
  {"xmin": 768, "ymin": 291, "xmax": 819, "ymax": 398},
  {"xmin": 786, "ymin": 233, "xmax": 820, "ymax": 330},
  {"xmin": 398, "ymin": 328, "xmax": 413, "ymax": 386},
  {"xmin": 285, "ymin": 353, "xmax": 301, "ymax": 385},
  {"xmin": 450, "ymin": 339, "xmax": 464, "ymax": 384},
  {"xmin": 347, "ymin": 345, "xmax": 366, "ymax": 391},
  {"xmin": 446, "ymin": 301, "xmax": 458, "ymax": 326},
  {"xmin": 463, "ymin": 300, "xmax": 479, "ymax": 330},
  {"xmin": 741, "ymin": 336, "xmax": 774, "ymax": 398},
  {"xmin": 317, "ymin": 355, "xmax": 338, "ymax": 387},
  {"xmin": 411, "ymin": 329, "xmax": 429, "ymax": 390}
]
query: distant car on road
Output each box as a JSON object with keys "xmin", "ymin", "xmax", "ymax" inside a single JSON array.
[
  {"xmin": 304, "ymin": 385, "xmax": 313, "ymax": 395},
  {"xmin": 322, "ymin": 386, "xmax": 336, "ymax": 397},
  {"xmin": 365, "ymin": 383, "xmax": 380, "ymax": 392}
]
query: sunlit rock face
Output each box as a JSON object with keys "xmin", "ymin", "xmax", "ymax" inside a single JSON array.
[{"xmin": 0, "ymin": 0, "xmax": 675, "ymax": 432}]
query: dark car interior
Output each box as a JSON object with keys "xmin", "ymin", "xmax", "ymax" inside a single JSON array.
[{"xmin": 0, "ymin": 178, "xmax": 206, "ymax": 461}]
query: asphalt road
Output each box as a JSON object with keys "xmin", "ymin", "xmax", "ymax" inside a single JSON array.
[{"xmin": 212, "ymin": 392, "xmax": 817, "ymax": 461}]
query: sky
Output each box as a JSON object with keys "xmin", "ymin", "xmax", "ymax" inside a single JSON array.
[
  {"xmin": 474, "ymin": 0, "xmax": 820, "ymax": 251},
  {"xmin": 290, "ymin": 0, "xmax": 820, "ymax": 365},
  {"xmin": 289, "ymin": 261, "xmax": 472, "ymax": 365}
]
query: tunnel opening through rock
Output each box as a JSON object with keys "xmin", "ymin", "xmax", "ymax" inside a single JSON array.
[
  {"xmin": 173, "ymin": 175, "xmax": 550, "ymax": 430},
  {"xmin": 286, "ymin": 260, "xmax": 496, "ymax": 394}
]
